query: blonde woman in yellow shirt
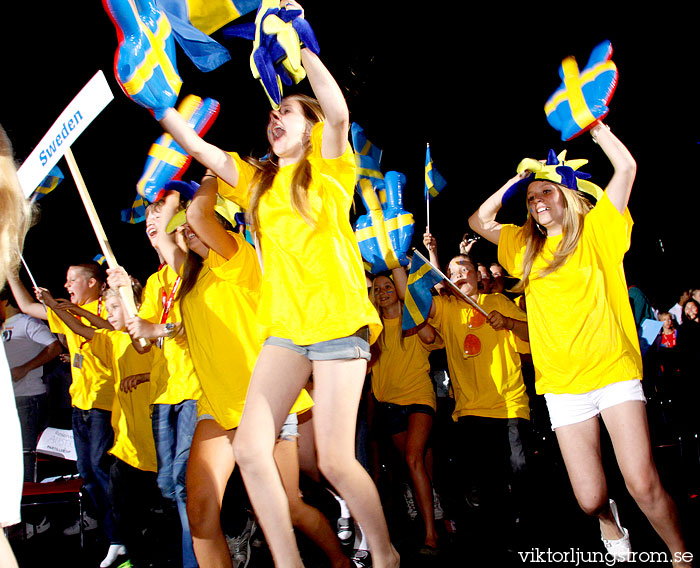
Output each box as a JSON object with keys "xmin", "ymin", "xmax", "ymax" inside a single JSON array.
[
  {"xmin": 469, "ymin": 122, "xmax": 690, "ymax": 565},
  {"xmin": 126, "ymin": 175, "xmax": 351, "ymax": 568},
  {"xmin": 155, "ymin": 6, "xmax": 395, "ymax": 567},
  {"xmin": 370, "ymin": 273, "xmax": 442, "ymax": 554}
]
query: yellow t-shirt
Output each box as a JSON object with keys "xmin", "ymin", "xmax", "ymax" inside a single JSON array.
[
  {"xmin": 430, "ymin": 294, "xmax": 529, "ymax": 421},
  {"xmin": 216, "ymin": 122, "xmax": 382, "ymax": 346},
  {"xmin": 371, "ymin": 317, "xmax": 441, "ymax": 410},
  {"xmin": 182, "ymin": 233, "xmax": 311, "ymax": 430},
  {"xmin": 498, "ymin": 193, "xmax": 642, "ymax": 395},
  {"xmin": 139, "ymin": 265, "xmax": 201, "ymax": 405},
  {"xmin": 47, "ymin": 299, "xmax": 114, "ymax": 411},
  {"xmin": 91, "ymin": 330, "xmax": 157, "ymax": 472}
]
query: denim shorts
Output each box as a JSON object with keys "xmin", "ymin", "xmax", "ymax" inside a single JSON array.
[
  {"xmin": 375, "ymin": 400, "xmax": 435, "ymax": 436},
  {"xmin": 264, "ymin": 327, "xmax": 371, "ymax": 361},
  {"xmin": 544, "ymin": 379, "xmax": 646, "ymax": 430}
]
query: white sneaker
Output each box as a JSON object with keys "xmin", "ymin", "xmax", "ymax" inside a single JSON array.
[
  {"xmin": 402, "ymin": 484, "xmax": 417, "ymax": 521},
  {"xmin": 432, "ymin": 489, "xmax": 444, "ymax": 521},
  {"xmin": 100, "ymin": 544, "xmax": 128, "ymax": 568},
  {"xmin": 227, "ymin": 518, "xmax": 256, "ymax": 568},
  {"xmin": 25, "ymin": 516, "xmax": 50, "ymax": 539},
  {"xmin": 601, "ymin": 499, "xmax": 632, "ymax": 562},
  {"xmin": 63, "ymin": 513, "xmax": 98, "ymax": 536}
]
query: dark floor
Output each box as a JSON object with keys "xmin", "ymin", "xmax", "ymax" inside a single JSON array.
[{"xmin": 9, "ymin": 415, "xmax": 700, "ymax": 568}]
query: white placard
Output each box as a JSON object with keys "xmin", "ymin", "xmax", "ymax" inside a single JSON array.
[
  {"xmin": 17, "ymin": 70, "xmax": 114, "ymax": 197},
  {"xmin": 36, "ymin": 427, "xmax": 77, "ymax": 461}
]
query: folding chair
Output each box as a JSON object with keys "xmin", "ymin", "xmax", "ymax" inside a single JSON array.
[{"xmin": 21, "ymin": 427, "xmax": 85, "ymax": 547}]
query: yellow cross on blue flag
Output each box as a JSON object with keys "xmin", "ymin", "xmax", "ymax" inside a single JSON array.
[
  {"xmin": 30, "ymin": 166, "xmax": 64, "ymax": 201},
  {"xmin": 424, "ymin": 145, "xmax": 446, "ymax": 201},
  {"xmin": 351, "ymin": 122, "xmax": 384, "ymax": 193},
  {"xmin": 121, "ymin": 192, "xmax": 148, "ymax": 224},
  {"xmin": 402, "ymin": 253, "xmax": 443, "ymax": 334}
]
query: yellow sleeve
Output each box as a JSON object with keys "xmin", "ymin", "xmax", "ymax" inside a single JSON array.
[
  {"xmin": 309, "ymin": 122, "xmax": 356, "ymax": 204},
  {"xmin": 217, "ymin": 153, "xmax": 258, "ymax": 210},
  {"xmin": 497, "ymin": 224, "xmax": 526, "ymax": 278},
  {"xmin": 586, "ymin": 193, "xmax": 634, "ymax": 262},
  {"xmin": 90, "ymin": 329, "xmax": 114, "ymax": 368}
]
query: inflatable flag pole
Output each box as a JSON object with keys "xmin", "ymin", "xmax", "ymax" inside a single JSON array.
[
  {"xmin": 412, "ymin": 249, "xmax": 489, "ymax": 317},
  {"xmin": 19, "ymin": 254, "xmax": 44, "ymax": 306}
]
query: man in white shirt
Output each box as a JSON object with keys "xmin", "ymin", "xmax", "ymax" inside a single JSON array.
[{"xmin": 1, "ymin": 288, "xmax": 61, "ymax": 481}]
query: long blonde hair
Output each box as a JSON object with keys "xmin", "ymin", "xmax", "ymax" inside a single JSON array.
[
  {"xmin": 245, "ymin": 94, "xmax": 325, "ymax": 232},
  {"xmin": 511, "ymin": 184, "xmax": 593, "ymax": 293},
  {"xmin": 370, "ymin": 275, "xmax": 406, "ymax": 352},
  {"xmin": 0, "ymin": 125, "xmax": 31, "ymax": 289}
]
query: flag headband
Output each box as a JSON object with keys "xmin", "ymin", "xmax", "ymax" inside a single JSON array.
[{"xmin": 512, "ymin": 149, "xmax": 603, "ymax": 205}]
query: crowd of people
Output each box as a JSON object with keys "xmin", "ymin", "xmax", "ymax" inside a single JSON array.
[{"xmin": 1, "ymin": 5, "xmax": 698, "ymax": 568}]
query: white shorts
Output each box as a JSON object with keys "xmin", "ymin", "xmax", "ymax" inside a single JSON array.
[{"xmin": 544, "ymin": 379, "xmax": 646, "ymax": 430}]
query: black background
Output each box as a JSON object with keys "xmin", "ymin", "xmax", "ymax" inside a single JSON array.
[{"xmin": 1, "ymin": 3, "xmax": 698, "ymax": 310}]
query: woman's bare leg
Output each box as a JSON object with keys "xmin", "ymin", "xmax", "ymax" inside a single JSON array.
[
  {"xmin": 312, "ymin": 359, "xmax": 399, "ymax": 568},
  {"xmin": 186, "ymin": 419, "xmax": 236, "ymax": 568},
  {"xmin": 554, "ymin": 416, "xmax": 623, "ymax": 539},
  {"xmin": 401, "ymin": 413, "xmax": 437, "ymax": 548},
  {"xmin": 601, "ymin": 401, "xmax": 688, "ymax": 560},
  {"xmin": 233, "ymin": 345, "xmax": 312, "ymax": 568},
  {"xmin": 274, "ymin": 438, "xmax": 350, "ymax": 568}
]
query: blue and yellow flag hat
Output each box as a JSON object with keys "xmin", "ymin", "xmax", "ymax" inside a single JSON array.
[{"xmin": 505, "ymin": 149, "xmax": 603, "ymax": 206}]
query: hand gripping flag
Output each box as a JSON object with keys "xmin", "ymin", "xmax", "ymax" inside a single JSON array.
[
  {"xmin": 402, "ymin": 252, "xmax": 443, "ymax": 334},
  {"xmin": 424, "ymin": 145, "xmax": 446, "ymax": 201},
  {"xmin": 103, "ymin": 0, "xmax": 183, "ymax": 119},
  {"xmin": 30, "ymin": 166, "xmax": 64, "ymax": 201},
  {"xmin": 545, "ymin": 40, "xmax": 618, "ymax": 141},
  {"xmin": 354, "ymin": 172, "xmax": 414, "ymax": 274},
  {"xmin": 223, "ymin": 0, "xmax": 319, "ymax": 108},
  {"xmin": 137, "ymin": 95, "xmax": 220, "ymax": 203}
]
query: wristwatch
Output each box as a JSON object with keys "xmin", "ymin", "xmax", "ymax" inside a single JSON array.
[{"xmin": 164, "ymin": 322, "xmax": 177, "ymax": 338}]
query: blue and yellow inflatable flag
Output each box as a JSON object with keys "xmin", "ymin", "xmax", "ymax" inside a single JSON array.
[
  {"xmin": 224, "ymin": 0, "xmax": 319, "ymax": 108},
  {"xmin": 545, "ymin": 40, "xmax": 618, "ymax": 141},
  {"xmin": 30, "ymin": 166, "xmax": 63, "ymax": 201},
  {"xmin": 402, "ymin": 253, "xmax": 443, "ymax": 334},
  {"xmin": 137, "ymin": 95, "xmax": 220, "ymax": 203},
  {"xmin": 103, "ymin": 0, "xmax": 182, "ymax": 119},
  {"xmin": 424, "ymin": 145, "xmax": 446, "ymax": 201},
  {"xmin": 354, "ymin": 172, "xmax": 414, "ymax": 274}
]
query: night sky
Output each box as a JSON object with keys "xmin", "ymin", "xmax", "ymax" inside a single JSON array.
[{"xmin": 1, "ymin": 3, "xmax": 698, "ymax": 310}]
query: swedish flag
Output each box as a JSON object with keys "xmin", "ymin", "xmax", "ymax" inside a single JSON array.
[
  {"xmin": 31, "ymin": 166, "xmax": 63, "ymax": 201},
  {"xmin": 424, "ymin": 145, "xmax": 446, "ymax": 201},
  {"xmin": 402, "ymin": 253, "xmax": 443, "ymax": 334},
  {"xmin": 121, "ymin": 192, "xmax": 148, "ymax": 224},
  {"xmin": 93, "ymin": 254, "xmax": 106, "ymax": 266},
  {"xmin": 351, "ymin": 122, "xmax": 384, "ymax": 190},
  {"xmin": 158, "ymin": 0, "xmax": 260, "ymax": 72}
]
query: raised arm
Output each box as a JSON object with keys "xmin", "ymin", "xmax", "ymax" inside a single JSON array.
[
  {"xmin": 155, "ymin": 191, "xmax": 187, "ymax": 272},
  {"xmin": 158, "ymin": 110, "xmax": 239, "ymax": 188},
  {"xmin": 185, "ymin": 175, "xmax": 239, "ymax": 261},
  {"xmin": 300, "ymin": 48, "xmax": 349, "ymax": 159},
  {"xmin": 35, "ymin": 288, "xmax": 97, "ymax": 340},
  {"xmin": 590, "ymin": 122, "xmax": 636, "ymax": 214},
  {"xmin": 423, "ymin": 231, "xmax": 446, "ymax": 293},
  {"xmin": 7, "ymin": 274, "xmax": 47, "ymax": 320},
  {"xmin": 468, "ymin": 173, "xmax": 529, "ymax": 245}
]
